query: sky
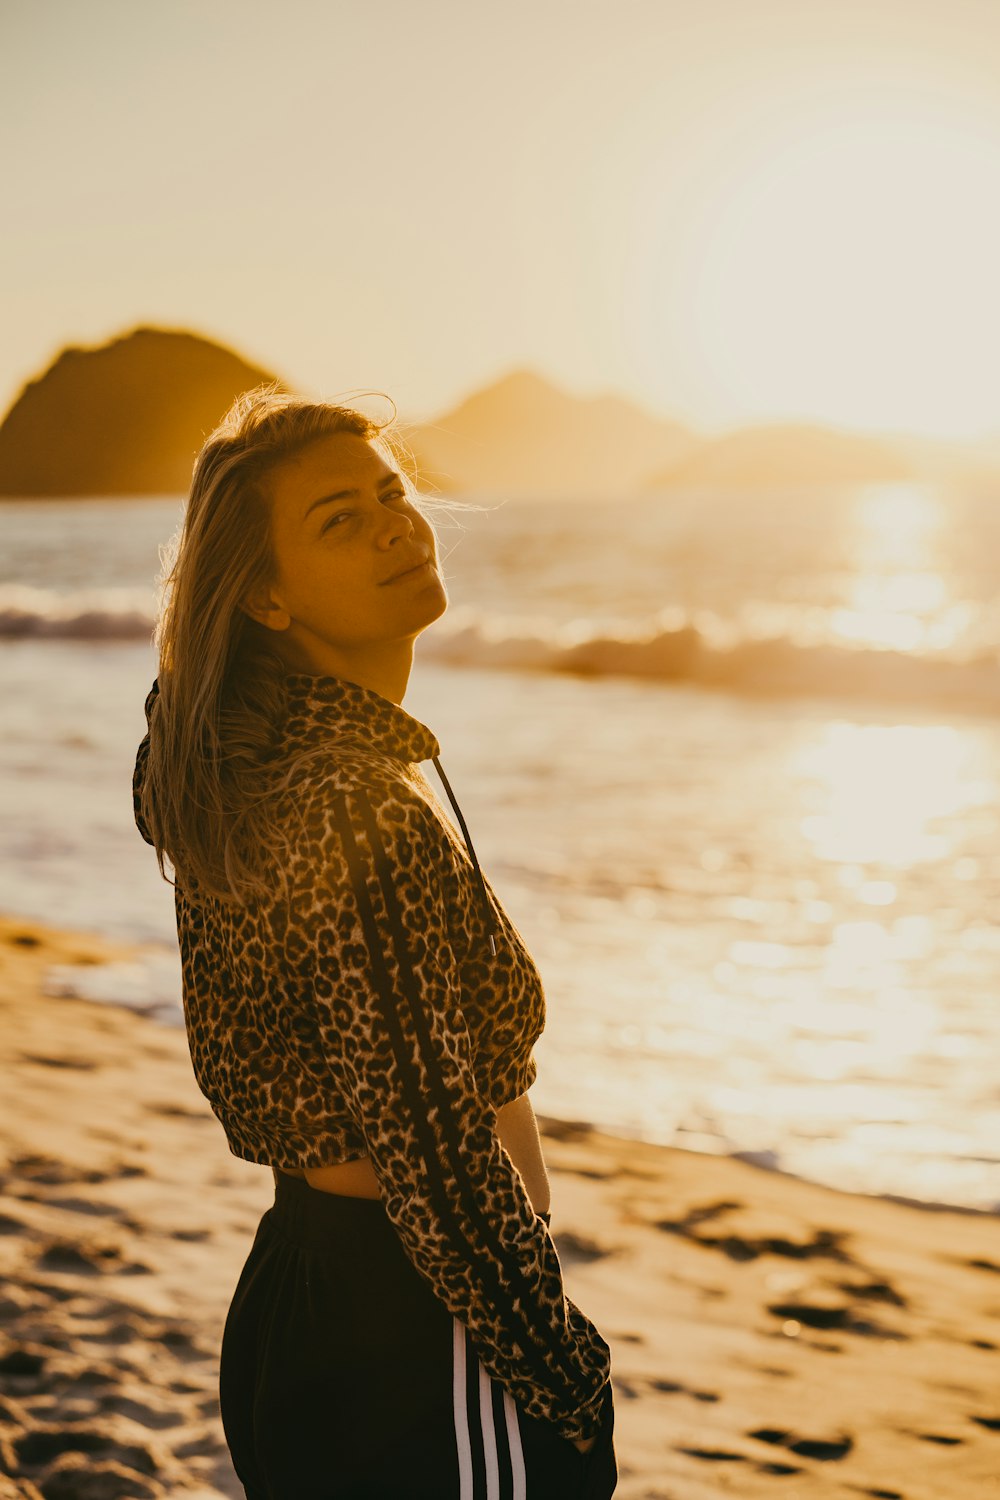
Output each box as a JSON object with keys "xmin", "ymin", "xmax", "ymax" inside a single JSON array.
[{"xmin": 3, "ymin": 0, "xmax": 1000, "ymax": 441}]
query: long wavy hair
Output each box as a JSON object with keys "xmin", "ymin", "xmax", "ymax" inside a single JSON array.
[{"xmin": 137, "ymin": 383, "xmax": 459, "ymax": 906}]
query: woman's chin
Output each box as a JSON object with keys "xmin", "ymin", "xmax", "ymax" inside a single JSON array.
[{"xmin": 417, "ymin": 581, "xmax": 450, "ymax": 626}]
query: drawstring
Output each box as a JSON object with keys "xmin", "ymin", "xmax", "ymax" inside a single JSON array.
[{"xmin": 431, "ymin": 754, "xmax": 499, "ymax": 956}]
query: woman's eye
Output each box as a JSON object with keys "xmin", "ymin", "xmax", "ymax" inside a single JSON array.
[{"xmin": 321, "ymin": 492, "xmax": 407, "ymax": 533}]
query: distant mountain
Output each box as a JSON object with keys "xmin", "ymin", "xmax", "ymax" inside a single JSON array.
[
  {"xmin": 5, "ymin": 328, "xmax": 996, "ymax": 501},
  {"xmin": 0, "ymin": 327, "xmax": 284, "ymax": 496},
  {"xmin": 403, "ymin": 368, "xmax": 700, "ymax": 500},
  {"xmin": 882, "ymin": 431, "xmax": 1000, "ymax": 488},
  {"xmin": 642, "ymin": 421, "xmax": 917, "ymax": 492}
]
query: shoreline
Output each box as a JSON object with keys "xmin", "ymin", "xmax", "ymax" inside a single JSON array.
[
  {"xmin": 2, "ymin": 911, "xmax": 1000, "ymax": 1497},
  {"xmin": 32, "ymin": 920, "xmax": 1000, "ymax": 1221}
]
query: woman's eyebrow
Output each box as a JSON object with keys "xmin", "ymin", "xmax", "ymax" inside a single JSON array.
[{"xmin": 304, "ymin": 472, "xmax": 403, "ymax": 520}]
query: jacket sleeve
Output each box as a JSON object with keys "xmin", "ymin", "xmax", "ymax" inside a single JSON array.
[{"xmin": 301, "ymin": 781, "xmax": 612, "ymax": 1443}]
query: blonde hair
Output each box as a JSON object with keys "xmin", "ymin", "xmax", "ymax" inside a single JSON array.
[{"xmin": 137, "ymin": 382, "xmax": 455, "ymax": 905}]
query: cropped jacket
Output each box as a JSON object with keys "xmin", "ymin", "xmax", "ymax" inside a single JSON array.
[{"xmin": 132, "ymin": 671, "xmax": 611, "ymax": 1442}]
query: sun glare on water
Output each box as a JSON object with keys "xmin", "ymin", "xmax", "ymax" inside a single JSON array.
[
  {"xmin": 830, "ymin": 482, "xmax": 962, "ymax": 653},
  {"xmin": 793, "ymin": 719, "xmax": 995, "ymax": 869}
]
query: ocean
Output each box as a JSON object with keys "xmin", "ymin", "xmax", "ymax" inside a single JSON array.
[{"xmin": 3, "ymin": 481, "xmax": 1000, "ymax": 1213}]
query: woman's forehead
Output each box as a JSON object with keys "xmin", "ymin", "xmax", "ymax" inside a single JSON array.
[{"xmin": 267, "ymin": 433, "xmax": 395, "ymax": 517}]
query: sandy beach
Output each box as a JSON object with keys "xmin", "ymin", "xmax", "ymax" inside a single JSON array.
[{"xmin": 1, "ymin": 911, "xmax": 999, "ymax": 1499}]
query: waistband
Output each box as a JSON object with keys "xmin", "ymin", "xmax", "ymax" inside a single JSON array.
[{"xmin": 268, "ymin": 1170, "xmax": 552, "ymax": 1253}]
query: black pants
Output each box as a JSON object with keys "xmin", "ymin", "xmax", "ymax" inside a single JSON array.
[{"xmin": 220, "ymin": 1170, "xmax": 617, "ymax": 1499}]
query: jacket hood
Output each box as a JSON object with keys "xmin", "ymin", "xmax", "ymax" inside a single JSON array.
[
  {"xmin": 132, "ymin": 678, "xmax": 160, "ymax": 847},
  {"xmin": 281, "ymin": 671, "xmax": 441, "ymax": 763},
  {"xmin": 132, "ymin": 671, "xmax": 498, "ymax": 952}
]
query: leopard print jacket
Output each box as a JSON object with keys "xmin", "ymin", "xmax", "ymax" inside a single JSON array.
[{"xmin": 132, "ymin": 671, "xmax": 612, "ymax": 1442}]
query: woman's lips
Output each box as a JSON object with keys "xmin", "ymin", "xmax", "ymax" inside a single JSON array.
[{"xmin": 387, "ymin": 559, "xmax": 434, "ymax": 583}]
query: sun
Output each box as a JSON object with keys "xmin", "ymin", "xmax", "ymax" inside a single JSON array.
[
  {"xmin": 628, "ymin": 92, "xmax": 1000, "ymax": 441},
  {"xmin": 699, "ymin": 105, "xmax": 1000, "ymax": 439}
]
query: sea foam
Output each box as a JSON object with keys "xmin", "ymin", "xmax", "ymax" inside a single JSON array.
[{"xmin": 3, "ymin": 584, "xmax": 1000, "ymax": 714}]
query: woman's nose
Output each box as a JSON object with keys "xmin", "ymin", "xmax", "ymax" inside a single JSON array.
[{"xmin": 378, "ymin": 509, "xmax": 416, "ymax": 546}]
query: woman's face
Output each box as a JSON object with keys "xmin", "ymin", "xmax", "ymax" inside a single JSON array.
[{"xmin": 245, "ymin": 431, "xmax": 448, "ymax": 675}]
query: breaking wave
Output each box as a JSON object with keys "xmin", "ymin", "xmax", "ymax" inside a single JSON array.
[
  {"xmin": 4, "ymin": 584, "xmax": 1000, "ymax": 714},
  {"xmin": 421, "ymin": 608, "xmax": 1000, "ymax": 715},
  {"xmin": 0, "ymin": 584, "xmax": 155, "ymax": 641}
]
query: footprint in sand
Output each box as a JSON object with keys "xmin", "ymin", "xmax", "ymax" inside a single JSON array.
[
  {"xmin": 12, "ymin": 1425, "xmax": 158, "ymax": 1473},
  {"xmin": 100, "ymin": 1395, "xmax": 188, "ymax": 1431},
  {"xmin": 35, "ymin": 1239, "xmax": 151, "ymax": 1278},
  {"xmin": 10, "ymin": 1155, "xmax": 110, "ymax": 1188},
  {"xmin": 173, "ymin": 1427, "xmax": 220, "ymax": 1459},
  {"xmin": 45, "ymin": 1197, "xmax": 123, "ymax": 1219},
  {"xmin": 18, "ymin": 1052, "xmax": 98, "ymax": 1072},
  {"xmin": 0, "ymin": 1348, "xmax": 46, "ymax": 1377},
  {"xmin": 62, "ymin": 1290, "xmax": 140, "ymax": 1322},
  {"xmin": 144, "ymin": 1102, "xmax": 210, "ymax": 1121},
  {"xmin": 766, "ymin": 1295, "xmax": 908, "ymax": 1340},
  {"xmin": 747, "ymin": 1426, "xmax": 854, "ymax": 1461},
  {"xmin": 656, "ymin": 1201, "xmax": 856, "ymax": 1265},
  {"xmin": 26, "ymin": 1452, "xmax": 162, "ymax": 1500},
  {"xmin": 0, "ymin": 1289, "xmax": 40, "ymax": 1326},
  {"xmin": 675, "ymin": 1442, "xmax": 758, "ymax": 1469},
  {"xmin": 649, "ymin": 1376, "xmax": 719, "ymax": 1403},
  {"xmin": 36, "ymin": 1241, "xmax": 119, "ymax": 1275},
  {"xmin": 835, "ymin": 1276, "xmax": 908, "ymax": 1308},
  {"xmin": 20, "ymin": 1278, "xmax": 76, "ymax": 1304},
  {"xmin": 680, "ymin": 1434, "xmax": 803, "ymax": 1470},
  {"xmin": 158, "ymin": 1327, "xmax": 207, "ymax": 1360},
  {"xmin": 84, "ymin": 1320, "xmax": 142, "ymax": 1346},
  {"xmin": 10, "ymin": 1154, "xmax": 149, "ymax": 1192}
]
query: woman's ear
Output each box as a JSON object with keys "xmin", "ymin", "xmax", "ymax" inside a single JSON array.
[{"xmin": 239, "ymin": 584, "xmax": 292, "ymax": 632}]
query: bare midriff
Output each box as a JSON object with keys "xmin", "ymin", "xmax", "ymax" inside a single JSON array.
[{"xmin": 275, "ymin": 1091, "xmax": 552, "ymax": 1218}]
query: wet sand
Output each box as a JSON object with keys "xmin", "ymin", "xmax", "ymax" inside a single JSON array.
[{"xmin": 1, "ymin": 913, "xmax": 999, "ymax": 1498}]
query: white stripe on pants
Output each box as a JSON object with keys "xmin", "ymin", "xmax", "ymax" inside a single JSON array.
[{"xmin": 452, "ymin": 1316, "xmax": 527, "ymax": 1500}]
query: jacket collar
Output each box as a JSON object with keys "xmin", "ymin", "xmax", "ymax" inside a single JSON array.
[
  {"xmin": 281, "ymin": 672, "xmax": 440, "ymax": 764},
  {"xmin": 281, "ymin": 671, "xmax": 497, "ymax": 952}
]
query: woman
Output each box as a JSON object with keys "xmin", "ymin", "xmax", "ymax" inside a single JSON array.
[{"xmin": 132, "ymin": 385, "xmax": 617, "ymax": 1499}]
